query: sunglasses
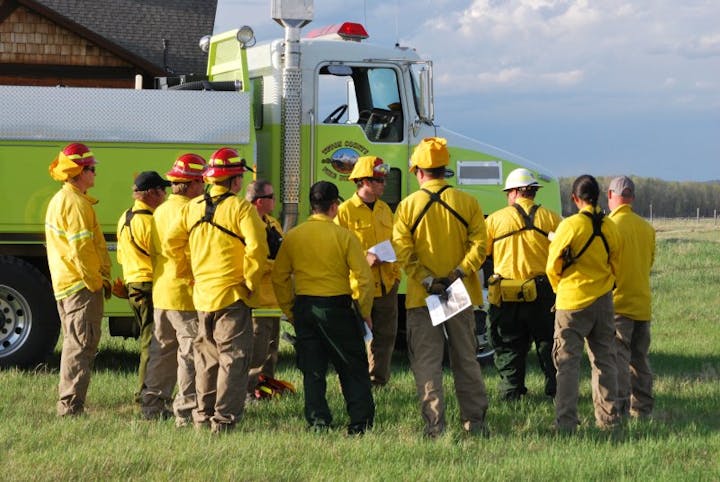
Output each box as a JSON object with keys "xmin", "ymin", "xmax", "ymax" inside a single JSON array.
[
  {"xmin": 369, "ymin": 178, "xmax": 385, "ymax": 184},
  {"xmin": 84, "ymin": 166, "xmax": 96, "ymax": 173},
  {"xmin": 254, "ymin": 193, "xmax": 275, "ymax": 200}
]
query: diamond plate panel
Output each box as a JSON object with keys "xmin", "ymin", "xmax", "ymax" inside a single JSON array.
[{"xmin": 0, "ymin": 86, "xmax": 251, "ymax": 145}]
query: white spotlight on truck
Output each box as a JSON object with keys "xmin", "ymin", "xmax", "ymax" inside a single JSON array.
[
  {"xmin": 236, "ymin": 26, "xmax": 256, "ymax": 47},
  {"xmin": 198, "ymin": 35, "xmax": 211, "ymax": 53}
]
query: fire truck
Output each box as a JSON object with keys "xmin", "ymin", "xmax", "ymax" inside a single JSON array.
[{"xmin": 0, "ymin": 0, "xmax": 560, "ymax": 366}]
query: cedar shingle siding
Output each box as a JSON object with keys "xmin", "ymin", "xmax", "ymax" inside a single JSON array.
[{"xmin": 0, "ymin": 0, "xmax": 217, "ymax": 87}]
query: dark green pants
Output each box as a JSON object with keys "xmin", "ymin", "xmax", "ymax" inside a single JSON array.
[
  {"xmin": 127, "ymin": 281, "xmax": 154, "ymax": 402},
  {"xmin": 293, "ymin": 295, "xmax": 374, "ymax": 433},
  {"xmin": 488, "ymin": 276, "xmax": 556, "ymax": 399}
]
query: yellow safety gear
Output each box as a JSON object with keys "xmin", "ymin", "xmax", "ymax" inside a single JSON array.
[
  {"xmin": 486, "ymin": 197, "xmax": 561, "ymax": 280},
  {"xmin": 116, "ymin": 200, "xmax": 155, "ymax": 283},
  {"xmin": 336, "ymin": 192, "xmax": 400, "ymax": 297},
  {"xmin": 348, "ymin": 156, "xmax": 389, "ymax": 181},
  {"xmin": 393, "ymin": 178, "xmax": 487, "ymax": 308},
  {"xmin": 608, "ymin": 204, "xmax": 655, "ymax": 320},
  {"xmin": 165, "ymin": 184, "xmax": 268, "ymax": 312},
  {"xmin": 45, "ymin": 183, "xmax": 110, "ymax": 299},
  {"xmin": 150, "ymin": 194, "xmax": 195, "ymax": 311},
  {"xmin": 272, "ymin": 213, "xmax": 374, "ymax": 321},
  {"xmin": 546, "ymin": 205, "xmax": 622, "ymax": 310},
  {"xmin": 409, "ymin": 137, "xmax": 449, "ymax": 173}
]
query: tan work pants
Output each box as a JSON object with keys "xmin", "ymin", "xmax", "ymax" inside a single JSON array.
[
  {"xmin": 553, "ymin": 292, "xmax": 619, "ymax": 431},
  {"xmin": 367, "ymin": 283, "xmax": 398, "ymax": 386},
  {"xmin": 141, "ymin": 309, "xmax": 198, "ymax": 421},
  {"xmin": 614, "ymin": 315, "xmax": 653, "ymax": 418},
  {"xmin": 406, "ymin": 306, "xmax": 489, "ymax": 436},
  {"xmin": 247, "ymin": 315, "xmax": 280, "ymax": 393},
  {"xmin": 193, "ymin": 299, "xmax": 253, "ymax": 432},
  {"xmin": 56, "ymin": 288, "xmax": 103, "ymax": 416}
]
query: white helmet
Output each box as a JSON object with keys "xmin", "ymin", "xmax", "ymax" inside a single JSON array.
[{"xmin": 504, "ymin": 168, "xmax": 541, "ymax": 191}]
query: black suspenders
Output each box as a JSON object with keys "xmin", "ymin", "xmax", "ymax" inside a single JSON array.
[
  {"xmin": 189, "ymin": 192, "xmax": 246, "ymax": 244},
  {"xmin": 492, "ymin": 203, "xmax": 548, "ymax": 244},
  {"xmin": 121, "ymin": 208, "xmax": 153, "ymax": 257},
  {"xmin": 409, "ymin": 185, "xmax": 469, "ymax": 236},
  {"xmin": 561, "ymin": 210, "xmax": 609, "ymax": 272}
]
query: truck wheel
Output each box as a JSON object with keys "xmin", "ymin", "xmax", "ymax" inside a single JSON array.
[{"xmin": 0, "ymin": 256, "xmax": 60, "ymax": 367}]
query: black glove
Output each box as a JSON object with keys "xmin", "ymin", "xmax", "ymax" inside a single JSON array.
[
  {"xmin": 427, "ymin": 277, "xmax": 451, "ymax": 299},
  {"xmin": 447, "ymin": 268, "xmax": 465, "ymax": 283}
]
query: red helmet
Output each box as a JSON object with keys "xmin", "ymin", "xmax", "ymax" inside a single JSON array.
[
  {"xmin": 204, "ymin": 147, "xmax": 252, "ymax": 179},
  {"xmin": 62, "ymin": 142, "xmax": 97, "ymax": 166},
  {"xmin": 166, "ymin": 153, "xmax": 207, "ymax": 181}
]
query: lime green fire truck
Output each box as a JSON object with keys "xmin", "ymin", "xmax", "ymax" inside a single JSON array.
[{"xmin": 0, "ymin": 0, "xmax": 560, "ymax": 366}]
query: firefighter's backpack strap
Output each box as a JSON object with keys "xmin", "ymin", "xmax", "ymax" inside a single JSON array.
[
  {"xmin": 561, "ymin": 210, "xmax": 609, "ymax": 272},
  {"xmin": 409, "ymin": 185, "xmax": 468, "ymax": 236},
  {"xmin": 189, "ymin": 192, "xmax": 246, "ymax": 244},
  {"xmin": 266, "ymin": 223, "xmax": 283, "ymax": 260},
  {"xmin": 121, "ymin": 208, "xmax": 153, "ymax": 257},
  {"xmin": 493, "ymin": 204, "xmax": 549, "ymax": 243}
]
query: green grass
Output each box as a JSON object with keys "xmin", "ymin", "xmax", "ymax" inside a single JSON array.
[{"xmin": 2, "ymin": 223, "xmax": 720, "ymax": 480}]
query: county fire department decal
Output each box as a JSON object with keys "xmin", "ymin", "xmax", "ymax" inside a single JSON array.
[{"xmin": 320, "ymin": 141, "xmax": 368, "ymax": 180}]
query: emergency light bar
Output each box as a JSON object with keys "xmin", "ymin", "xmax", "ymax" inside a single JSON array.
[{"xmin": 305, "ymin": 22, "xmax": 369, "ymax": 41}]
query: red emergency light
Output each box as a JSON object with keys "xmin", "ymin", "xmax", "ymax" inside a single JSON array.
[{"xmin": 305, "ymin": 22, "xmax": 369, "ymax": 41}]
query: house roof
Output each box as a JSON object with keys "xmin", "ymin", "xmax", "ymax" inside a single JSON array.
[{"xmin": 20, "ymin": 0, "xmax": 217, "ymax": 76}]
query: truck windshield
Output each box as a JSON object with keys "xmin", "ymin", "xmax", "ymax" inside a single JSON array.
[{"xmin": 318, "ymin": 64, "xmax": 404, "ymax": 143}]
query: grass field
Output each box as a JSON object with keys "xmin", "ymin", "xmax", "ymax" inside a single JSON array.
[{"xmin": 2, "ymin": 219, "xmax": 719, "ymax": 480}]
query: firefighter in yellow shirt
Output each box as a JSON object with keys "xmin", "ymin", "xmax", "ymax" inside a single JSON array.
[
  {"xmin": 485, "ymin": 168, "xmax": 561, "ymax": 401},
  {"xmin": 546, "ymin": 174, "xmax": 622, "ymax": 432},
  {"xmin": 116, "ymin": 170, "xmax": 171, "ymax": 403},
  {"xmin": 244, "ymin": 179, "xmax": 284, "ymax": 397},
  {"xmin": 607, "ymin": 176, "xmax": 655, "ymax": 418},
  {"xmin": 165, "ymin": 147, "xmax": 268, "ymax": 433},
  {"xmin": 140, "ymin": 154, "xmax": 207, "ymax": 423},
  {"xmin": 272, "ymin": 181, "xmax": 375, "ymax": 435},
  {"xmin": 46, "ymin": 143, "xmax": 111, "ymax": 416},
  {"xmin": 393, "ymin": 137, "xmax": 489, "ymax": 438},
  {"xmin": 336, "ymin": 156, "xmax": 401, "ymax": 387}
]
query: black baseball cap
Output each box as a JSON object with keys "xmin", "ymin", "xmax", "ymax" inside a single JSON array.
[
  {"xmin": 134, "ymin": 171, "xmax": 172, "ymax": 191},
  {"xmin": 309, "ymin": 181, "xmax": 342, "ymax": 205}
]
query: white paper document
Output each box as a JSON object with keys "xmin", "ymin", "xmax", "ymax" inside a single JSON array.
[
  {"xmin": 367, "ymin": 239, "xmax": 396, "ymax": 262},
  {"xmin": 425, "ymin": 278, "xmax": 473, "ymax": 326}
]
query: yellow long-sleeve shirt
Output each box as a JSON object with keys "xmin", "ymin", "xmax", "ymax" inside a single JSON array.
[
  {"xmin": 335, "ymin": 192, "xmax": 400, "ymax": 297},
  {"xmin": 116, "ymin": 199, "xmax": 155, "ymax": 283},
  {"xmin": 608, "ymin": 204, "xmax": 655, "ymax": 320},
  {"xmin": 393, "ymin": 179, "xmax": 487, "ymax": 309},
  {"xmin": 486, "ymin": 197, "xmax": 561, "ymax": 280},
  {"xmin": 150, "ymin": 194, "xmax": 194, "ymax": 311},
  {"xmin": 271, "ymin": 213, "xmax": 374, "ymax": 321},
  {"xmin": 256, "ymin": 214, "xmax": 283, "ymax": 309},
  {"xmin": 45, "ymin": 183, "xmax": 110, "ymax": 300},
  {"xmin": 164, "ymin": 185, "xmax": 269, "ymax": 312},
  {"xmin": 546, "ymin": 205, "xmax": 622, "ymax": 310}
]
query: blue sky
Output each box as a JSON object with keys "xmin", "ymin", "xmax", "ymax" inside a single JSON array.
[{"xmin": 215, "ymin": 1, "xmax": 720, "ymax": 181}]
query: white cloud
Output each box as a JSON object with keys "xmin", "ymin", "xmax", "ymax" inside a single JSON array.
[{"xmin": 680, "ymin": 33, "xmax": 720, "ymax": 59}]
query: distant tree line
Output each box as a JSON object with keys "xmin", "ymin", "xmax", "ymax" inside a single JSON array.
[{"xmin": 558, "ymin": 176, "xmax": 720, "ymax": 218}]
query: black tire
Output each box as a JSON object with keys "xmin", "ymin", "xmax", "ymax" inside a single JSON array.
[{"xmin": 0, "ymin": 256, "xmax": 60, "ymax": 367}]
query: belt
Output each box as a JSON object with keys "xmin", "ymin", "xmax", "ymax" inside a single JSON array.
[{"xmin": 295, "ymin": 294, "xmax": 352, "ymax": 307}]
